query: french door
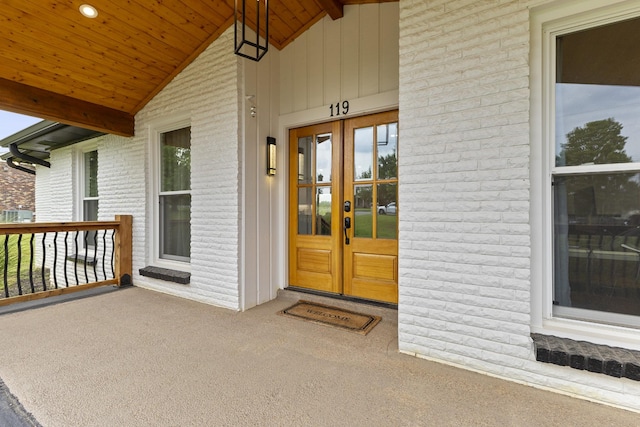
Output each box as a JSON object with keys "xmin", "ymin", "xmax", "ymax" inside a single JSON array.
[{"xmin": 288, "ymin": 111, "xmax": 399, "ymax": 303}]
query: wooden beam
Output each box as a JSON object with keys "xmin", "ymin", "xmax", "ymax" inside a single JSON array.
[
  {"xmin": 0, "ymin": 220, "xmax": 121, "ymax": 235},
  {"xmin": 0, "ymin": 78, "xmax": 134, "ymax": 137},
  {"xmin": 316, "ymin": 0, "xmax": 343, "ymax": 20}
]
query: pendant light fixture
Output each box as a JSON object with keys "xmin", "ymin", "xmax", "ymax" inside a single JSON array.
[{"xmin": 234, "ymin": 0, "xmax": 269, "ymax": 62}]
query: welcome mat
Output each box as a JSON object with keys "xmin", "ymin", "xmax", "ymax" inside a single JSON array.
[{"xmin": 279, "ymin": 300, "xmax": 381, "ymax": 335}]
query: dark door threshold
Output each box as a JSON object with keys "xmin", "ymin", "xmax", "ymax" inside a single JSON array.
[{"xmin": 284, "ymin": 286, "xmax": 398, "ymax": 310}]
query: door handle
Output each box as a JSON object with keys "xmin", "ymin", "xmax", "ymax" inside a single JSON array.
[{"xmin": 344, "ymin": 217, "xmax": 351, "ymax": 245}]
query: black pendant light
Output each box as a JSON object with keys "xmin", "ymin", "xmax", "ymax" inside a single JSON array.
[{"xmin": 234, "ymin": 0, "xmax": 269, "ymax": 62}]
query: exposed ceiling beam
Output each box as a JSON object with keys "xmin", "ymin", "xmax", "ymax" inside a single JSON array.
[
  {"xmin": 0, "ymin": 78, "xmax": 134, "ymax": 137},
  {"xmin": 316, "ymin": 0, "xmax": 344, "ymax": 19}
]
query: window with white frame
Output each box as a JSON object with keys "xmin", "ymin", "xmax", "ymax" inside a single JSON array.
[
  {"xmin": 82, "ymin": 149, "xmax": 98, "ymax": 248},
  {"xmin": 158, "ymin": 126, "xmax": 191, "ymax": 263},
  {"xmin": 546, "ymin": 10, "xmax": 640, "ymax": 329}
]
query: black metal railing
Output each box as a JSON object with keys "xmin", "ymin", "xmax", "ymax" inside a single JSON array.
[{"xmin": 0, "ymin": 215, "xmax": 132, "ymax": 306}]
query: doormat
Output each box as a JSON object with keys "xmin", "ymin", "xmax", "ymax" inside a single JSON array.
[{"xmin": 278, "ymin": 300, "xmax": 381, "ymax": 335}]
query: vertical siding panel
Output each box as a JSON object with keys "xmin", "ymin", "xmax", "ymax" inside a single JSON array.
[
  {"xmin": 380, "ymin": 2, "xmax": 399, "ymax": 93},
  {"xmin": 256, "ymin": 51, "xmax": 278, "ymax": 306},
  {"xmin": 279, "ymin": 3, "xmax": 399, "ymax": 116},
  {"xmin": 244, "ymin": 59, "xmax": 258, "ymax": 310},
  {"xmin": 293, "ymin": 33, "xmax": 309, "ymax": 111},
  {"xmin": 279, "ymin": 45, "xmax": 294, "ymax": 114},
  {"xmin": 268, "ymin": 51, "xmax": 280, "ymax": 304},
  {"xmin": 323, "ymin": 15, "xmax": 342, "ymax": 106},
  {"xmin": 341, "ymin": 6, "xmax": 360, "ymax": 101},
  {"xmin": 307, "ymin": 23, "xmax": 324, "ymax": 108},
  {"xmin": 359, "ymin": 5, "xmax": 380, "ymax": 97}
]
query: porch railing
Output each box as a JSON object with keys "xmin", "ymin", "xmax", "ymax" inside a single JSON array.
[{"xmin": 0, "ymin": 215, "xmax": 132, "ymax": 306}]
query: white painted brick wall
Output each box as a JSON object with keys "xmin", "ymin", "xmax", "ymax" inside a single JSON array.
[
  {"xmin": 97, "ymin": 131, "xmax": 147, "ymax": 288},
  {"xmin": 35, "ymin": 147, "xmax": 75, "ymax": 222},
  {"xmin": 398, "ymin": 0, "xmax": 640, "ymax": 410},
  {"xmin": 36, "ymin": 28, "xmax": 241, "ymax": 309},
  {"xmin": 118, "ymin": 28, "xmax": 240, "ymax": 309}
]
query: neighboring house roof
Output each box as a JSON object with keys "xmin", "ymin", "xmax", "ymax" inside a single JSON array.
[
  {"xmin": 0, "ymin": 1, "xmax": 374, "ymax": 136},
  {"xmin": 0, "ymin": 120, "xmax": 103, "ymax": 173}
]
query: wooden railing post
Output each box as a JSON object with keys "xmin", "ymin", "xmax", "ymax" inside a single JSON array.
[{"xmin": 114, "ymin": 215, "xmax": 133, "ymax": 287}]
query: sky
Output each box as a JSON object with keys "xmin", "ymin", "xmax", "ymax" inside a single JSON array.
[{"xmin": 0, "ymin": 110, "xmax": 42, "ymax": 155}]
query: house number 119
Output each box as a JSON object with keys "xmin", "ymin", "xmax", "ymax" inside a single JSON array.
[{"xmin": 329, "ymin": 101, "xmax": 349, "ymax": 117}]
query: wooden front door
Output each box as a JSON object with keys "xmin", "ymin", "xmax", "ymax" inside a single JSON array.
[{"xmin": 288, "ymin": 111, "xmax": 399, "ymax": 303}]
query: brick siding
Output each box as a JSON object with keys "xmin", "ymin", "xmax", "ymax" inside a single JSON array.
[
  {"xmin": 0, "ymin": 160, "xmax": 35, "ymax": 214},
  {"xmin": 97, "ymin": 28, "xmax": 240, "ymax": 309},
  {"xmin": 398, "ymin": 0, "xmax": 640, "ymax": 412},
  {"xmin": 35, "ymin": 147, "xmax": 74, "ymax": 222}
]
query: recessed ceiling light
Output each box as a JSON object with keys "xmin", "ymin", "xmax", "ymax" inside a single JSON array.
[{"xmin": 79, "ymin": 4, "xmax": 98, "ymax": 18}]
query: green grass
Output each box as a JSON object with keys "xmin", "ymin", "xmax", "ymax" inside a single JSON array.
[
  {"xmin": 0, "ymin": 234, "xmax": 36, "ymax": 289},
  {"xmin": 354, "ymin": 213, "xmax": 397, "ymax": 239}
]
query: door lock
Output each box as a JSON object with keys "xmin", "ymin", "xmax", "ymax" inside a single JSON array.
[{"xmin": 344, "ymin": 217, "xmax": 351, "ymax": 245}]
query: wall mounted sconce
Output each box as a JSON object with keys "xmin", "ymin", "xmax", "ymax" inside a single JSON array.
[
  {"xmin": 267, "ymin": 137, "xmax": 276, "ymax": 176},
  {"xmin": 234, "ymin": 0, "xmax": 269, "ymax": 62}
]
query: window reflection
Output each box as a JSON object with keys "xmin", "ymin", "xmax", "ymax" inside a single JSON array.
[
  {"xmin": 354, "ymin": 184, "xmax": 373, "ymax": 238},
  {"xmin": 159, "ymin": 127, "xmax": 191, "ymax": 261},
  {"xmin": 555, "ymin": 18, "xmax": 640, "ymax": 166},
  {"xmin": 555, "ymin": 85, "xmax": 640, "ymax": 166},
  {"xmin": 316, "ymin": 134, "xmax": 332, "ymax": 183},
  {"xmin": 297, "ymin": 133, "xmax": 333, "ymax": 236},
  {"xmin": 298, "ymin": 187, "xmax": 312, "ymax": 235},
  {"xmin": 377, "ymin": 183, "xmax": 397, "ymax": 239},
  {"xmin": 161, "ymin": 128, "xmax": 191, "ymax": 192},
  {"xmin": 554, "ymin": 173, "xmax": 640, "ymax": 317},
  {"xmin": 377, "ymin": 123, "xmax": 397, "ymax": 179},
  {"xmin": 354, "ymin": 127, "xmax": 373, "ymax": 180},
  {"xmin": 298, "ymin": 136, "xmax": 313, "ymax": 183},
  {"xmin": 552, "ymin": 17, "xmax": 640, "ymax": 325},
  {"xmin": 316, "ymin": 187, "xmax": 331, "ymax": 236}
]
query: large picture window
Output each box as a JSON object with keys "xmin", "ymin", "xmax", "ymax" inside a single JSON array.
[
  {"xmin": 159, "ymin": 127, "xmax": 191, "ymax": 262},
  {"xmin": 551, "ymin": 16, "xmax": 640, "ymax": 327}
]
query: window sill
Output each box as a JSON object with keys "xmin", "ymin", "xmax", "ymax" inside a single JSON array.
[
  {"xmin": 531, "ymin": 333, "xmax": 640, "ymax": 381},
  {"xmin": 139, "ymin": 266, "xmax": 190, "ymax": 284}
]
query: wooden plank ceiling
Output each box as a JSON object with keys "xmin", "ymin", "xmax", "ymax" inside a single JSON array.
[{"xmin": 0, "ymin": 0, "xmax": 394, "ymax": 137}]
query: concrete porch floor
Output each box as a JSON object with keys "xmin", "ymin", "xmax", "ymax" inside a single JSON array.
[{"xmin": 0, "ymin": 286, "xmax": 638, "ymax": 426}]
